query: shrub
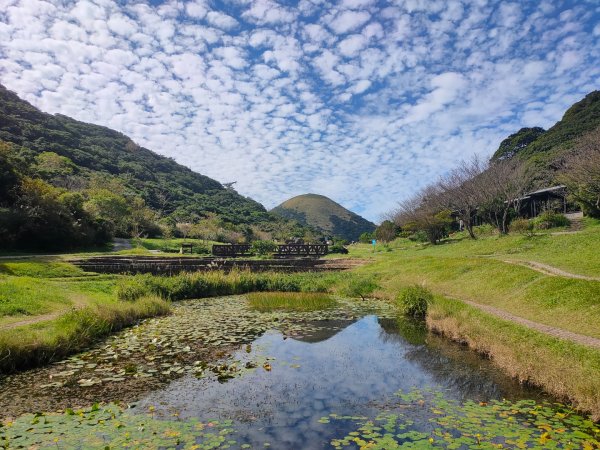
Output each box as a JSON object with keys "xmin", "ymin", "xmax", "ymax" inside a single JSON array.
[
  {"xmin": 397, "ymin": 285, "xmax": 433, "ymax": 318},
  {"xmin": 329, "ymin": 243, "xmax": 349, "ymax": 254},
  {"xmin": 251, "ymin": 240, "xmax": 277, "ymax": 256},
  {"xmin": 510, "ymin": 218, "xmax": 534, "ymax": 236},
  {"xmin": 408, "ymin": 230, "xmax": 429, "ymax": 243},
  {"xmin": 531, "ymin": 211, "xmax": 570, "ymax": 230}
]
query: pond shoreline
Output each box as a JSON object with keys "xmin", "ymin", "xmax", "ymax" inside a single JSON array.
[{"xmin": 427, "ymin": 295, "xmax": 600, "ymax": 421}]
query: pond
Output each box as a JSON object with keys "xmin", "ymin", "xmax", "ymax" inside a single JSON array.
[{"xmin": 1, "ymin": 296, "xmax": 599, "ymax": 448}]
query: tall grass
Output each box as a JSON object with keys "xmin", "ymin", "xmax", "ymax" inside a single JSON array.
[
  {"xmin": 247, "ymin": 292, "xmax": 336, "ymax": 311},
  {"xmin": 117, "ymin": 270, "xmax": 344, "ymax": 302},
  {"xmin": 0, "ymin": 296, "xmax": 170, "ymax": 373}
]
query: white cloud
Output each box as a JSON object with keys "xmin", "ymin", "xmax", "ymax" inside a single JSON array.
[
  {"xmin": 338, "ymin": 34, "xmax": 367, "ymax": 57},
  {"xmin": 0, "ymin": 0, "xmax": 598, "ymax": 222},
  {"xmin": 328, "ymin": 10, "xmax": 371, "ymax": 34},
  {"xmin": 206, "ymin": 11, "xmax": 238, "ymax": 30}
]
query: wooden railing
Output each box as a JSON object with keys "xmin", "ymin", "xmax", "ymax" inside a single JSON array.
[{"xmin": 274, "ymin": 244, "xmax": 328, "ymax": 258}]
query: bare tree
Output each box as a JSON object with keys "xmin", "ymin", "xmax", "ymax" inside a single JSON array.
[
  {"xmin": 435, "ymin": 156, "xmax": 486, "ymax": 239},
  {"xmin": 392, "ymin": 184, "xmax": 453, "ymax": 244},
  {"xmin": 477, "ymin": 159, "xmax": 532, "ymax": 234},
  {"xmin": 560, "ymin": 126, "xmax": 600, "ymax": 217}
]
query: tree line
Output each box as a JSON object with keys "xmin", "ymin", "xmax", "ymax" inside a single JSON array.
[{"xmin": 382, "ymin": 126, "xmax": 600, "ymax": 245}]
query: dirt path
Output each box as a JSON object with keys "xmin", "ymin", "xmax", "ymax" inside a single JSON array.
[
  {"xmin": 0, "ymin": 294, "xmax": 90, "ymax": 331},
  {"xmin": 455, "ymin": 298, "xmax": 600, "ymax": 349},
  {"xmin": 502, "ymin": 259, "xmax": 600, "ymax": 281}
]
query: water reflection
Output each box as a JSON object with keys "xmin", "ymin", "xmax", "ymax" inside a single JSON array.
[{"xmin": 137, "ymin": 315, "xmax": 546, "ymax": 448}]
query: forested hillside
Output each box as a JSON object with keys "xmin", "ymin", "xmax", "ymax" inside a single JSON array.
[
  {"xmin": 0, "ymin": 84, "xmax": 307, "ymax": 250},
  {"xmin": 492, "ymin": 91, "xmax": 600, "ymax": 183},
  {"xmin": 0, "ymin": 84, "xmax": 268, "ymax": 224}
]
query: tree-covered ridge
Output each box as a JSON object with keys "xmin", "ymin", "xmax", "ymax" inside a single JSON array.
[
  {"xmin": 491, "ymin": 91, "xmax": 600, "ymax": 183},
  {"xmin": 0, "ymin": 83, "xmax": 268, "ymax": 225},
  {"xmin": 271, "ymin": 193, "xmax": 376, "ymax": 241}
]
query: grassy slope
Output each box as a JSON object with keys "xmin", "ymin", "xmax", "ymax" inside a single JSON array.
[{"xmin": 346, "ymin": 221, "xmax": 600, "ymax": 338}]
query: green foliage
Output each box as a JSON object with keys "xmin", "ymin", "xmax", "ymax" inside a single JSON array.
[
  {"xmin": 509, "ymin": 217, "xmax": 535, "ymax": 236},
  {"xmin": 327, "ymin": 388, "xmax": 600, "ymax": 449},
  {"xmin": 247, "ymin": 291, "xmax": 336, "ymax": 311},
  {"xmin": 397, "ymin": 285, "xmax": 432, "ymax": 318},
  {"xmin": 338, "ymin": 275, "xmax": 378, "ymax": 300},
  {"xmin": 358, "ymin": 231, "xmax": 374, "ymax": 243},
  {"xmin": 329, "ymin": 242, "xmax": 349, "ymax": 254},
  {"xmin": 251, "ymin": 240, "xmax": 277, "ymax": 256},
  {"xmin": 531, "ymin": 211, "xmax": 570, "ymax": 230},
  {"xmin": 491, "ymin": 91, "xmax": 600, "ymax": 186},
  {"xmin": 375, "ymin": 220, "xmax": 398, "ymax": 243},
  {"xmin": 404, "ymin": 210, "xmax": 453, "ymax": 245},
  {"xmin": 491, "ymin": 126, "xmax": 546, "ymax": 161},
  {"xmin": 0, "ymin": 403, "xmax": 236, "ymax": 449}
]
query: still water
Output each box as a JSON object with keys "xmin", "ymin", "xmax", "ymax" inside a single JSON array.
[{"xmin": 136, "ymin": 313, "xmax": 547, "ymax": 448}]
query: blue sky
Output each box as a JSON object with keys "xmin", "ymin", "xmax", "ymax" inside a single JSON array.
[{"xmin": 1, "ymin": 0, "xmax": 599, "ymax": 222}]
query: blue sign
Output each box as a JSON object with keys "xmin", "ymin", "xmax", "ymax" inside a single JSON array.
[{"xmin": 371, "ymin": 239, "xmax": 377, "ymax": 246}]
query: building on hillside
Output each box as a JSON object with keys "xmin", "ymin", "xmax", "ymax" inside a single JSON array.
[{"xmin": 519, "ymin": 185, "xmax": 580, "ymax": 218}]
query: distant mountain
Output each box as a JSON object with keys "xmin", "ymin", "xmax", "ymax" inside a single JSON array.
[
  {"xmin": 491, "ymin": 91, "xmax": 600, "ymax": 182},
  {"xmin": 0, "ymin": 83, "xmax": 268, "ymax": 225},
  {"xmin": 271, "ymin": 194, "xmax": 376, "ymax": 241}
]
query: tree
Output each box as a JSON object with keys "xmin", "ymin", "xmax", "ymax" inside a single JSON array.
[
  {"xmin": 128, "ymin": 197, "xmax": 158, "ymax": 241},
  {"xmin": 33, "ymin": 151, "xmax": 76, "ymax": 185},
  {"xmin": 375, "ymin": 220, "xmax": 397, "ymax": 243},
  {"xmin": 435, "ymin": 156, "xmax": 486, "ymax": 239},
  {"xmin": 478, "ymin": 159, "xmax": 532, "ymax": 234},
  {"xmin": 560, "ymin": 126, "xmax": 600, "ymax": 217},
  {"xmin": 0, "ymin": 141, "xmax": 20, "ymax": 206},
  {"xmin": 358, "ymin": 231, "xmax": 374, "ymax": 244},
  {"xmin": 176, "ymin": 222, "xmax": 194, "ymax": 241},
  {"xmin": 392, "ymin": 186, "xmax": 453, "ymax": 245},
  {"xmin": 84, "ymin": 188, "xmax": 130, "ymax": 237}
]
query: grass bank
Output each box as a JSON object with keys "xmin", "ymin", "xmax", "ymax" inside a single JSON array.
[
  {"xmin": 0, "ymin": 296, "xmax": 170, "ymax": 373},
  {"xmin": 427, "ymin": 295, "xmax": 600, "ymax": 420},
  {"xmin": 0, "ymin": 261, "xmax": 347, "ymax": 372}
]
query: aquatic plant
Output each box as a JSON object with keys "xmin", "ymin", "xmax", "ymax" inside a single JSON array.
[
  {"xmin": 0, "ymin": 403, "xmax": 237, "ymax": 449},
  {"xmin": 325, "ymin": 389, "xmax": 600, "ymax": 449},
  {"xmin": 247, "ymin": 292, "xmax": 336, "ymax": 311}
]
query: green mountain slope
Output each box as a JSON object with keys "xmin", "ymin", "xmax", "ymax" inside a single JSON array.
[
  {"xmin": 0, "ymin": 84, "xmax": 268, "ymax": 225},
  {"xmin": 491, "ymin": 91, "xmax": 600, "ymax": 182},
  {"xmin": 271, "ymin": 194, "xmax": 376, "ymax": 241}
]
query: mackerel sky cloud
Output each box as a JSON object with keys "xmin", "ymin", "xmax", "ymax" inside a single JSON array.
[{"xmin": 1, "ymin": 0, "xmax": 599, "ymax": 221}]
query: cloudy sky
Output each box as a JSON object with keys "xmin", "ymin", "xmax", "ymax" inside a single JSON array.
[{"xmin": 1, "ymin": 0, "xmax": 599, "ymax": 221}]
